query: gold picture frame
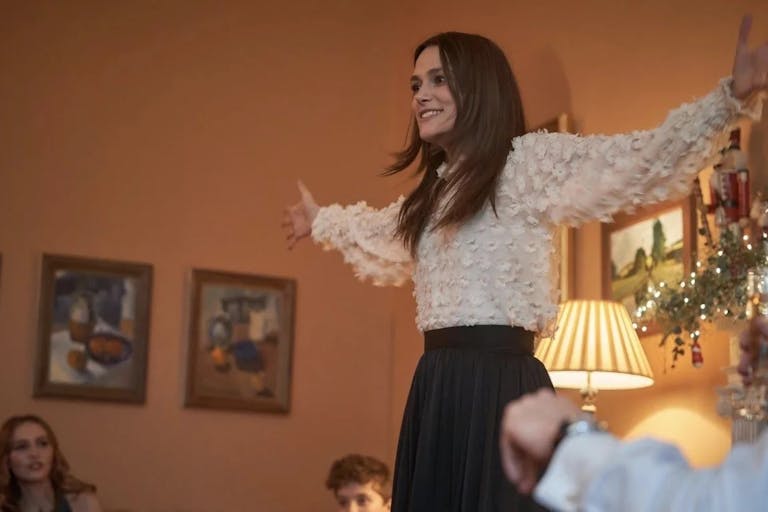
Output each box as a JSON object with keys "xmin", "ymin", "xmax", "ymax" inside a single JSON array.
[
  {"xmin": 531, "ymin": 113, "xmax": 575, "ymax": 301},
  {"xmin": 601, "ymin": 196, "xmax": 696, "ymax": 334}
]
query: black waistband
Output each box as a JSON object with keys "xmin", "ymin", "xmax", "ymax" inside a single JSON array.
[{"xmin": 424, "ymin": 325, "xmax": 534, "ymax": 354}]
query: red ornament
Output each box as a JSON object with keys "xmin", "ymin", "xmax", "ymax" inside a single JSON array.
[
  {"xmin": 709, "ymin": 129, "xmax": 750, "ymax": 228},
  {"xmin": 691, "ymin": 340, "xmax": 704, "ymax": 368}
]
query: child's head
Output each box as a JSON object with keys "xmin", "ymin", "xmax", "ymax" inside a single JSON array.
[{"xmin": 325, "ymin": 454, "xmax": 391, "ymax": 511}]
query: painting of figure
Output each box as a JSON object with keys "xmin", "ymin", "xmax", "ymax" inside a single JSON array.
[{"xmin": 186, "ymin": 269, "xmax": 295, "ymax": 413}]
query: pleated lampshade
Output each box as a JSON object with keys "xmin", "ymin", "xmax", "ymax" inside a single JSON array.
[{"xmin": 536, "ymin": 300, "xmax": 654, "ymax": 397}]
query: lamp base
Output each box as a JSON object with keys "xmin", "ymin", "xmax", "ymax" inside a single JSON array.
[{"xmin": 580, "ymin": 386, "xmax": 598, "ymax": 414}]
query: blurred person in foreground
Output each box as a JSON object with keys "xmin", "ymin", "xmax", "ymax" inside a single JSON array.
[{"xmin": 500, "ymin": 316, "xmax": 768, "ymax": 512}]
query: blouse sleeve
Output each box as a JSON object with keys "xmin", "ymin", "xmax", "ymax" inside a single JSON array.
[
  {"xmin": 311, "ymin": 196, "xmax": 413, "ymax": 286},
  {"xmin": 505, "ymin": 78, "xmax": 764, "ymax": 226}
]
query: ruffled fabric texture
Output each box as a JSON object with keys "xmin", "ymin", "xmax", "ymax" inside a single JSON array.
[
  {"xmin": 311, "ymin": 196, "xmax": 412, "ymax": 286},
  {"xmin": 524, "ymin": 77, "xmax": 763, "ymax": 226},
  {"xmin": 312, "ymin": 79, "xmax": 764, "ymax": 334}
]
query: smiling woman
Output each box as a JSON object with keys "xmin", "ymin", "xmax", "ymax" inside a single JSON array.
[
  {"xmin": 0, "ymin": 415, "xmax": 102, "ymax": 512},
  {"xmin": 409, "ymin": 46, "xmax": 457, "ymax": 147},
  {"xmin": 282, "ymin": 21, "xmax": 766, "ymax": 512}
]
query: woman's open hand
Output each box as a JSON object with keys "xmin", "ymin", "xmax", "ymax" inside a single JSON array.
[
  {"xmin": 732, "ymin": 15, "xmax": 768, "ymax": 100},
  {"xmin": 282, "ymin": 181, "xmax": 319, "ymax": 249}
]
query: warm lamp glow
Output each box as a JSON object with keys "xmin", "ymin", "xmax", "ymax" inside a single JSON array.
[{"xmin": 536, "ymin": 300, "xmax": 654, "ymax": 411}]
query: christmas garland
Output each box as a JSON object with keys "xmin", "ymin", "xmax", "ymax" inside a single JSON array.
[
  {"xmin": 634, "ymin": 225, "xmax": 765, "ymax": 367},
  {"xmin": 632, "ymin": 128, "xmax": 766, "ymax": 368}
]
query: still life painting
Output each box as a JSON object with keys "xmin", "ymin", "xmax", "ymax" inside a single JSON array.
[
  {"xmin": 35, "ymin": 254, "xmax": 152, "ymax": 402},
  {"xmin": 185, "ymin": 269, "xmax": 296, "ymax": 413}
]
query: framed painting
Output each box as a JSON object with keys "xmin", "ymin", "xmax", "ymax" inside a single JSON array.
[
  {"xmin": 34, "ymin": 254, "xmax": 153, "ymax": 402},
  {"xmin": 533, "ymin": 112, "xmax": 571, "ymax": 134},
  {"xmin": 601, "ymin": 196, "xmax": 696, "ymax": 331},
  {"xmin": 533, "ymin": 113, "xmax": 575, "ymax": 301},
  {"xmin": 558, "ymin": 226, "xmax": 575, "ymax": 302},
  {"xmin": 185, "ymin": 269, "xmax": 296, "ymax": 413}
]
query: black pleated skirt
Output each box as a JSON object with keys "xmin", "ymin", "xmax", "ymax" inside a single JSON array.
[{"xmin": 391, "ymin": 325, "xmax": 553, "ymax": 512}]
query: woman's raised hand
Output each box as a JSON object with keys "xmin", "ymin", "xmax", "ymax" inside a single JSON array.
[
  {"xmin": 732, "ymin": 15, "xmax": 768, "ymax": 100},
  {"xmin": 282, "ymin": 180, "xmax": 319, "ymax": 249}
]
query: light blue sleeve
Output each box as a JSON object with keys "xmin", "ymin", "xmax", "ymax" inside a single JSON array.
[{"xmin": 535, "ymin": 430, "xmax": 768, "ymax": 512}]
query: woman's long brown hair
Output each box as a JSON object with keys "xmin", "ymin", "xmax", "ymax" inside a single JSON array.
[
  {"xmin": 385, "ymin": 32, "xmax": 527, "ymax": 254},
  {"xmin": 0, "ymin": 415, "xmax": 96, "ymax": 512}
]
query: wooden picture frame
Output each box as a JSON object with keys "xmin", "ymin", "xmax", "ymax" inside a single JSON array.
[
  {"xmin": 601, "ymin": 196, "xmax": 697, "ymax": 333},
  {"xmin": 185, "ymin": 269, "xmax": 296, "ymax": 413},
  {"xmin": 34, "ymin": 254, "xmax": 153, "ymax": 403},
  {"xmin": 533, "ymin": 113, "xmax": 575, "ymax": 301},
  {"xmin": 558, "ymin": 227, "xmax": 575, "ymax": 302},
  {"xmin": 533, "ymin": 112, "xmax": 571, "ymax": 134}
]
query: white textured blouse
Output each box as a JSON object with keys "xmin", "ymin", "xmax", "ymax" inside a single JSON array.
[{"xmin": 312, "ymin": 79, "xmax": 763, "ymax": 333}]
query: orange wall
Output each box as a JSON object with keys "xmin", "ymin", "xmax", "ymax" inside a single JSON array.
[
  {"xmin": 2, "ymin": 2, "xmax": 768, "ymax": 511},
  {"xmin": 0, "ymin": 2, "xmax": 403, "ymax": 511}
]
